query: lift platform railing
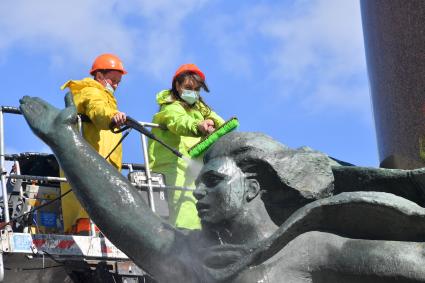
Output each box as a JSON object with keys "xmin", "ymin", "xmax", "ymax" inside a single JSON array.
[
  {"xmin": 0, "ymin": 106, "xmax": 191, "ymax": 228},
  {"xmin": 0, "ymin": 106, "xmax": 22, "ymax": 224},
  {"xmin": 0, "ymin": 105, "xmax": 170, "ymax": 283}
]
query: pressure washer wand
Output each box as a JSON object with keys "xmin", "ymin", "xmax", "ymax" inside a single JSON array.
[{"xmin": 111, "ymin": 116, "xmax": 184, "ymax": 159}]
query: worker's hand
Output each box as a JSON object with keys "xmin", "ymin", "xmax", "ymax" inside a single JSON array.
[
  {"xmin": 198, "ymin": 119, "xmax": 216, "ymax": 135},
  {"xmin": 111, "ymin": 112, "xmax": 127, "ymax": 127}
]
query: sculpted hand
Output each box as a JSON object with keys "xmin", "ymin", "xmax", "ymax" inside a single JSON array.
[
  {"xmin": 198, "ymin": 119, "xmax": 215, "ymax": 135},
  {"xmin": 19, "ymin": 93, "xmax": 78, "ymax": 146},
  {"xmin": 111, "ymin": 111, "xmax": 127, "ymax": 127}
]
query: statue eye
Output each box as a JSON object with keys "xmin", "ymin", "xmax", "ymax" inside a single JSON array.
[{"xmin": 203, "ymin": 175, "xmax": 222, "ymax": 187}]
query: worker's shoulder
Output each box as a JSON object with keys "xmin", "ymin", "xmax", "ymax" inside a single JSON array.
[
  {"xmin": 156, "ymin": 89, "xmax": 176, "ymax": 105},
  {"xmin": 61, "ymin": 78, "xmax": 104, "ymax": 93}
]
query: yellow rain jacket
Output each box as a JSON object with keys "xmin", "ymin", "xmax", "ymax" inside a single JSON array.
[
  {"xmin": 148, "ymin": 90, "xmax": 224, "ymax": 230},
  {"xmin": 60, "ymin": 78, "xmax": 123, "ymax": 232}
]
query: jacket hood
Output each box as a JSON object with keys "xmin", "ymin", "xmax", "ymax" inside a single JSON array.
[
  {"xmin": 156, "ymin": 90, "xmax": 176, "ymax": 105},
  {"xmin": 61, "ymin": 78, "xmax": 104, "ymax": 93}
]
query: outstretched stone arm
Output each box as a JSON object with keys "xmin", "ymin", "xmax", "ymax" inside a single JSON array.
[
  {"xmin": 201, "ymin": 191, "xmax": 425, "ymax": 281},
  {"xmin": 333, "ymin": 166, "xmax": 425, "ymax": 205},
  {"xmin": 19, "ymin": 96, "xmax": 194, "ymax": 280}
]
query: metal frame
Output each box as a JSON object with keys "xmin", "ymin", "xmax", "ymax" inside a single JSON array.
[
  {"xmin": 0, "ymin": 105, "xmax": 192, "ymax": 281},
  {"xmin": 140, "ymin": 122, "xmax": 159, "ymax": 213},
  {"xmin": 0, "ymin": 107, "xmax": 20, "ymax": 225}
]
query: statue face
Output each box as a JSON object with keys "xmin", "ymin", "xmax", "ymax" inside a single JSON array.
[{"xmin": 194, "ymin": 157, "xmax": 247, "ymax": 224}]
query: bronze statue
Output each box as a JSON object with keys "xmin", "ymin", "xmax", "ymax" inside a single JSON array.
[{"xmin": 19, "ymin": 95, "xmax": 425, "ymax": 282}]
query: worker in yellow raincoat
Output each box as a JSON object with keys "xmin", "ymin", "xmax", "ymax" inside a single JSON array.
[
  {"xmin": 148, "ymin": 64, "xmax": 224, "ymax": 229},
  {"xmin": 60, "ymin": 53, "xmax": 128, "ymax": 234}
]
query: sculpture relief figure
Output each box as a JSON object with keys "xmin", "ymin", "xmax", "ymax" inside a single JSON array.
[{"xmin": 19, "ymin": 95, "xmax": 425, "ymax": 282}]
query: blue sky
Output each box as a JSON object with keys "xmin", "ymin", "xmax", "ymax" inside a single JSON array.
[{"xmin": 0, "ymin": 0, "xmax": 377, "ymax": 171}]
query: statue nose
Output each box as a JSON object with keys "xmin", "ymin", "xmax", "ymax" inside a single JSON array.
[{"xmin": 193, "ymin": 186, "xmax": 207, "ymax": 200}]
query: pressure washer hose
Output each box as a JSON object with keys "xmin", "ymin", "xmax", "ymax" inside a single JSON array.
[{"xmin": 110, "ymin": 116, "xmax": 184, "ymax": 159}]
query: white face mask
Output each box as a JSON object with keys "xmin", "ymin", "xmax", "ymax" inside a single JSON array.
[
  {"xmin": 104, "ymin": 80, "xmax": 115, "ymax": 94},
  {"xmin": 181, "ymin": 89, "xmax": 200, "ymax": 105}
]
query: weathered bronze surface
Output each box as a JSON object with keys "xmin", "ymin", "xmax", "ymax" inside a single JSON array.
[{"xmin": 19, "ymin": 95, "xmax": 425, "ymax": 282}]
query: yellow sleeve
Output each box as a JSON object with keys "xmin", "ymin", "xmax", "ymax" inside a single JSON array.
[{"xmin": 79, "ymin": 87, "xmax": 118, "ymax": 130}]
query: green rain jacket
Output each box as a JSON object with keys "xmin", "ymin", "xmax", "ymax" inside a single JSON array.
[{"xmin": 148, "ymin": 90, "xmax": 224, "ymax": 229}]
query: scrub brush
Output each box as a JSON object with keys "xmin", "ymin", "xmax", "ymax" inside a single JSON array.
[{"xmin": 188, "ymin": 117, "xmax": 239, "ymax": 158}]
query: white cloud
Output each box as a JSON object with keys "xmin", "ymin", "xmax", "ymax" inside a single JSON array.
[
  {"xmin": 117, "ymin": 0, "xmax": 208, "ymax": 77},
  {"xmin": 263, "ymin": 0, "xmax": 368, "ymax": 114},
  {"xmin": 204, "ymin": 0, "xmax": 369, "ymax": 115},
  {"xmin": 117, "ymin": 0, "xmax": 206, "ymax": 26},
  {"xmin": 0, "ymin": 1, "xmax": 134, "ymax": 62},
  {"xmin": 261, "ymin": 0, "xmax": 365, "ymax": 81},
  {"xmin": 202, "ymin": 14, "xmax": 254, "ymax": 77},
  {"xmin": 0, "ymin": 0, "xmax": 205, "ymax": 78},
  {"xmin": 0, "ymin": 0, "xmax": 370, "ymax": 114},
  {"xmin": 301, "ymin": 82, "xmax": 370, "ymax": 115}
]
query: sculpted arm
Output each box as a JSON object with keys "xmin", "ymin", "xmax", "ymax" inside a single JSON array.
[
  {"xmin": 19, "ymin": 95, "xmax": 192, "ymax": 279},
  {"xmin": 332, "ymin": 165, "xmax": 425, "ymax": 204},
  {"xmin": 264, "ymin": 231, "xmax": 425, "ymax": 282}
]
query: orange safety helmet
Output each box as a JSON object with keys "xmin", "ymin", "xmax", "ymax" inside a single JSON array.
[
  {"xmin": 89, "ymin": 53, "xmax": 127, "ymax": 75},
  {"xmin": 173, "ymin": 63, "xmax": 205, "ymax": 82}
]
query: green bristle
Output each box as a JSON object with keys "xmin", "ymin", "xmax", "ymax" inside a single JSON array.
[{"xmin": 188, "ymin": 118, "xmax": 239, "ymax": 158}]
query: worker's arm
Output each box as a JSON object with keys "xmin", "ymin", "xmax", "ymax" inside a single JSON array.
[
  {"xmin": 154, "ymin": 102, "xmax": 203, "ymax": 137},
  {"xmin": 19, "ymin": 95, "xmax": 196, "ymax": 281},
  {"xmin": 80, "ymin": 87, "xmax": 120, "ymax": 130}
]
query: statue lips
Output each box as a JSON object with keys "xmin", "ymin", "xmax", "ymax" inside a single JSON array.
[{"xmin": 196, "ymin": 202, "xmax": 210, "ymax": 217}]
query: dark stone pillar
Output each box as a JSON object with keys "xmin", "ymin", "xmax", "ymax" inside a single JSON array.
[{"xmin": 361, "ymin": 0, "xmax": 425, "ymax": 169}]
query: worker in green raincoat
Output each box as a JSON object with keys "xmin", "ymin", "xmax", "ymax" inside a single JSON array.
[{"xmin": 148, "ymin": 64, "xmax": 224, "ymax": 229}]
